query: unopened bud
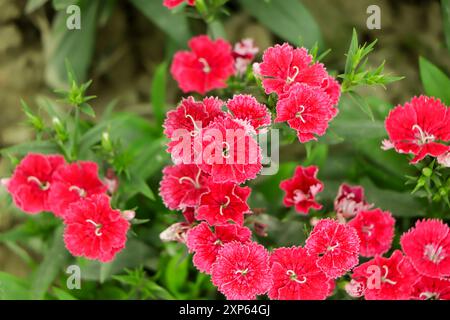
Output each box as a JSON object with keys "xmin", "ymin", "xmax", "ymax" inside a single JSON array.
[
  {"xmin": 1, "ymin": 178, "xmax": 10, "ymax": 188},
  {"xmin": 122, "ymin": 210, "xmax": 136, "ymax": 221},
  {"xmin": 101, "ymin": 132, "xmax": 113, "ymax": 152},
  {"xmin": 422, "ymin": 168, "xmax": 432, "ymax": 177}
]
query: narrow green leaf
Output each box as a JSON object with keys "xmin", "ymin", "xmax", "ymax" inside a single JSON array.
[
  {"xmin": 151, "ymin": 62, "xmax": 168, "ymax": 127},
  {"xmin": 442, "ymin": 0, "xmax": 450, "ymax": 51},
  {"xmin": 419, "ymin": 56, "xmax": 450, "ymax": 105},
  {"xmin": 0, "ymin": 141, "xmax": 60, "ymax": 156},
  {"xmin": 129, "ymin": 0, "xmax": 191, "ymax": 47},
  {"xmin": 345, "ymin": 28, "xmax": 359, "ymax": 74},
  {"xmin": 52, "ymin": 0, "xmax": 78, "ymax": 10},
  {"xmin": 31, "ymin": 226, "xmax": 70, "ymax": 300},
  {"xmin": 52, "ymin": 287, "xmax": 78, "ymax": 300},
  {"xmin": 45, "ymin": 0, "xmax": 99, "ymax": 88},
  {"xmin": 79, "ymin": 103, "xmax": 96, "ymax": 118},
  {"xmin": 25, "ymin": 0, "xmax": 49, "ymax": 13},
  {"xmin": 0, "ymin": 272, "xmax": 30, "ymax": 299},
  {"xmin": 241, "ymin": 0, "xmax": 323, "ymax": 48},
  {"xmin": 348, "ymin": 91, "xmax": 375, "ymax": 120}
]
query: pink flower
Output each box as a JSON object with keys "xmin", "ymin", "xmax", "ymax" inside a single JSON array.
[
  {"xmin": 199, "ymin": 117, "xmax": 262, "ymax": 184},
  {"xmin": 7, "ymin": 153, "xmax": 65, "ymax": 214},
  {"xmin": 351, "ymin": 250, "xmax": 418, "ymax": 300},
  {"xmin": 385, "ymin": 96, "xmax": 450, "ymax": 163},
  {"xmin": 196, "ymin": 182, "xmax": 250, "ymax": 226},
  {"xmin": 211, "ymin": 241, "xmax": 271, "ymax": 300},
  {"xmin": 186, "ymin": 222, "xmax": 252, "ymax": 274},
  {"xmin": 279, "ymin": 165, "xmax": 323, "ymax": 214},
  {"xmin": 348, "ymin": 209, "xmax": 395, "ymax": 257},
  {"xmin": 259, "ymin": 43, "xmax": 328, "ymax": 96},
  {"xmin": 159, "ymin": 164, "xmax": 210, "ymax": 210},
  {"xmin": 159, "ymin": 222, "xmax": 191, "ymax": 243},
  {"xmin": 345, "ymin": 279, "xmax": 366, "ymax": 298},
  {"xmin": 63, "ymin": 194, "xmax": 130, "ymax": 263},
  {"xmin": 170, "ymin": 35, "xmax": 235, "ymax": 94},
  {"xmin": 437, "ymin": 152, "xmax": 450, "ymax": 167},
  {"xmin": 275, "ymin": 83, "xmax": 338, "ymax": 143},
  {"xmin": 305, "ymin": 219, "xmax": 360, "ymax": 278},
  {"xmin": 334, "ymin": 183, "xmax": 372, "ymax": 220},
  {"xmin": 411, "ymin": 276, "xmax": 450, "ymax": 300},
  {"xmin": 227, "ymin": 95, "xmax": 271, "ymax": 132},
  {"xmin": 48, "ymin": 161, "xmax": 107, "ymax": 218},
  {"xmin": 233, "ymin": 39, "xmax": 259, "ymax": 76},
  {"xmin": 400, "ymin": 219, "xmax": 450, "ymax": 278},
  {"xmin": 163, "ymin": 0, "xmax": 194, "ymax": 9},
  {"xmin": 268, "ymin": 246, "xmax": 330, "ymax": 300}
]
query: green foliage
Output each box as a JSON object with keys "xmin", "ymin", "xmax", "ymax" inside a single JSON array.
[
  {"xmin": 340, "ymin": 29, "xmax": 403, "ymax": 93},
  {"xmin": 45, "ymin": 0, "xmax": 99, "ymax": 88},
  {"xmin": 240, "ymin": 0, "xmax": 323, "ymax": 48},
  {"xmin": 130, "ymin": 0, "xmax": 192, "ymax": 47},
  {"xmin": 442, "ymin": 0, "xmax": 450, "ymax": 52},
  {"xmin": 419, "ymin": 56, "xmax": 450, "ymax": 105}
]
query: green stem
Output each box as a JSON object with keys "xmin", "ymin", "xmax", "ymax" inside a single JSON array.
[{"xmin": 71, "ymin": 107, "xmax": 80, "ymax": 161}]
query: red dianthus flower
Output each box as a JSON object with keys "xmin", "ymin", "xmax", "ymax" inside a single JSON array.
[
  {"xmin": 269, "ymin": 246, "xmax": 330, "ymax": 300},
  {"xmin": 171, "ymin": 35, "xmax": 235, "ymax": 94},
  {"xmin": 63, "ymin": 194, "xmax": 130, "ymax": 263},
  {"xmin": 305, "ymin": 218, "xmax": 360, "ymax": 278},
  {"xmin": 48, "ymin": 161, "xmax": 107, "ymax": 218},
  {"xmin": 7, "ymin": 153, "xmax": 65, "ymax": 214},
  {"xmin": 401, "ymin": 219, "xmax": 450, "ymax": 278},
  {"xmin": 348, "ymin": 208, "xmax": 395, "ymax": 257},
  {"xmin": 186, "ymin": 222, "xmax": 252, "ymax": 274},
  {"xmin": 385, "ymin": 96, "xmax": 450, "ymax": 163},
  {"xmin": 196, "ymin": 182, "xmax": 250, "ymax": 226},
  {"xmin": 279, "ymin": 165, "xmax": 323, "ymax": 214},
  {"xmin": 211, "ymin": 241, "xmax": 271, "ymax": 300}
]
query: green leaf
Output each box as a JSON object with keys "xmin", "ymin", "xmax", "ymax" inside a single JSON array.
[
  {"xmin": 129, "ymin": 0, "xmax": 191, "ymax": 47},
  {"xmin": 25, "ymin": 0, "xmax": 49, "ymax": 13},
  {"xmin": 151, "ymin": 62, "xmax": 168, "ymax": 127},
  {"xmin": 442, "ymin": 0, "xmax": 450, "ymax": 51},
  {"xmin": 45, "ymin": 0, "xmax": 99, "ymax": 88},
  {"xmin": 419, "ymin": 56, "xmax": 450, "ymax": 105},
  {"xmin": 79, "ymin": 103, "xmax": 96, "ymax": 118},
  {"xmin": 241, "ymin": 0, "xmax": 323, "ymax": 48},
  {"xmin": 31, "ymin": 225, "xmax": 70, "ymax": 300},
  {"xmin": 52, "ymin": 287, "xmax": 78, "ymax": 300},
  {"xmin": 0, "ymin": 141, "xmax": 60, "ymax": 156},
  {"xmin": 345, "ymin": 28, "xmax": 359, "ymax": 75},
  {"xmin": 360, "ymin": 179, "xmax": 426, "ymax": 218},
  {"xmin": 329, "ymin": 119, "xmax": 385, "ymax": 141},
  {"xmin": 163, "ymin": 250, "xmax": 189, "ymax": 296},
  {"xmin": 79, "ymin": 239, "xmax": 156, "ymax": 282},
  {"xmin": 52, "ymin": 0, "xmax": 78, "ymax": 10},
  {"xmin": 348, "ymin": 91, "xmax": 374, "ymax": 120},
  {"xmin": 0, "ymin": 272, "xmax": 30, "ymax": 299}
]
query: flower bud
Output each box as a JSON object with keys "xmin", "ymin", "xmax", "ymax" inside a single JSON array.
[
  {"xmin": 1, "ymin": 178, "xmax": 10, "ymax": 188},
  {"xmin": 422, "ymin": 167, "xmax": 432, "ymax": 177},
  {"xmin": 122, "ymin": 210, "xmax": 136, "ymax": 221}
]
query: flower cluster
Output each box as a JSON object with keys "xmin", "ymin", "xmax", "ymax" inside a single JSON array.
[
  {"xmin": 258, "ymin": 43, "xmax": 341, "ymax": 142},
  {"xmin": 3, "ymin": 153, "xmax": 130, "ymax": 262}
]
